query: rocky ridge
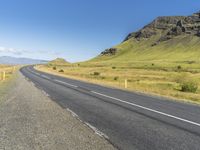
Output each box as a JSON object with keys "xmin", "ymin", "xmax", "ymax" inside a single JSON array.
[
  {"xmin": 101, "ymin": 11, "xmax": 200, "ymax": 56},
  {"xmin": 124, "ymin": 11, "xmax": 200, "ymax": 43}
]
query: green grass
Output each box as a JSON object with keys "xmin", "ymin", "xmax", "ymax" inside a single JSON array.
[{"xmin": 91, "ymin": 34, "xmax": 200, "ymax": 63}]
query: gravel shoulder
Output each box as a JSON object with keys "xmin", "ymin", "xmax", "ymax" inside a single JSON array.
[{"xmin": 0, "ymin": 72, "xmax": 115, "ymax": 150}]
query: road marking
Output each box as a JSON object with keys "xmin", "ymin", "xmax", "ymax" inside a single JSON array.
[
  {"xmin": 34, "ymin": 72, "xmax": 40, "ymax": 76},
  {"xmin": 91, "ymin": 91, "xmax": 200, "ymax": 127},
  {"xmin": 26, "ymin": 68, "xmax": 39, "ymax": 75},
  {"xmin": 27, "ymin": 68, "xmax": 31, "ymax": 72},
  {"xmin": 27, "ymin": 68, "xmax": 78, "ymax": 88},
  {"xmin": 85, "ymin": 122, "xmax": 109, "ymax": 139},
  {"xmin": 54, "ymin": 79, "xmax": 78, "ymax": 88},
  {"xmin": 41, "ymin": 75, "xmax": 50, "ymax": 80}
]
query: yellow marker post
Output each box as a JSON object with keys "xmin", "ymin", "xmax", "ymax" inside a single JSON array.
[
  {"xmin": 2, "ymin": 71, "xmax": 6, "ymax": 81},
  {"xmin": 125, "ymin": 79, "xmax": 128, "ymax": 88}
]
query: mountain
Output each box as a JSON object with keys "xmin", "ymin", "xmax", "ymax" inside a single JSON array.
[
  {"xmin": 48, "ymin": 58, "xmax": 69, "ymax": 65},
  {"xmin": 94, "ymin": 11, "xmax": 200, "ymax": 63},
  {"xmin": 0, "ymin": 56, "xmax": 48, "ymax": 65}
]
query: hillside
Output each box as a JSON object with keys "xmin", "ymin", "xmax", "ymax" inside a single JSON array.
[
  {"xmin": 93, "ymin": 11, "xmax": 200, "ymax": 63},
  {"xmin": 48, "ymin": 58, "xmax": 69, "ymax": 65}
]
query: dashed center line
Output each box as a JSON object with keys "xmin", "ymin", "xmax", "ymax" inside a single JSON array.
[
  {"xmin": 35, "ymin": 72, "xmax": 40, "ymax": 76},
  {"xmin": 91, "ymin": 91, "xmax": 200, "ymax": 127},
  {"xmin": 41, "ymin": 75, "xmax": 51, "ymax": 80},
  {"xmin": 54, "ymin": 79, "xmax": 78, "ymax": 88}
]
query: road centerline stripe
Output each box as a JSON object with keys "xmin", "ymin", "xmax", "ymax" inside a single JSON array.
[
  {"xmin": 91, "ymin": 91, "xmax": 200, "ymax": 127},
  {"xmin": 41, "ymin": 75, "xmax": 51, "ymax": 80},
  {"xmin": 54, "ymin": 79, "xmax": 78, "ymax": 88}
]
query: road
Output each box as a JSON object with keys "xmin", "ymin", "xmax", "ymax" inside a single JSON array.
[{"xmin": 21, "ymin": 66, "xmax": 200, "ymax": 150}]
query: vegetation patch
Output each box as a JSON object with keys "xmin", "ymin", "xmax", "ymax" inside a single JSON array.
[
  {"xmin": 59, "ymin": 69, "xmax": 64, "ymax": 73},
  {"xmin": 112, "ymin": 66, "xmax": 116, "ymax": 69},
  {"xmin": 175, "ymin": 73, "xmax": 198, "ymax": 93},
  {"xmin": 93, "ymin": 72, "xmax": 100, "ymax": 76},
  {"xmin": 114, "ymin": 77, "xmax": 119, "ymax": 81},
  {"xmin": 181, "ymin": 81, "xmax": 198, "ymax": 93}
]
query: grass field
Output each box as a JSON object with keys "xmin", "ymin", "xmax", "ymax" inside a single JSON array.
[
  {"xmin": 0, "ymin": 65, "xmax": 16, "ymax": 81},
  {"xmin": 36, "ymin": 61, "xmax": 200, "ymax": 104},
  {"xmin": 36, "ymin": 34, "xmax": 200, "ymax": 104},
  {"xmin": 0, "ymin": 65, "xmax": 17, "ymax": 103}
]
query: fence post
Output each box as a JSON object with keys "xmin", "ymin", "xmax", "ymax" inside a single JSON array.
[
  {"xmin": 125, "ymin": 79, "xmax": 128, "ymax": 88},
  {"xmin": 2, "ymin": 71, "xmax": 5, "ymax": 81}
]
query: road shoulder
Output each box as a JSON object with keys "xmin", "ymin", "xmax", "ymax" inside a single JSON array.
[{"xmin": 0, "ymin": 72, "xmax": 115, "ymax": 150}]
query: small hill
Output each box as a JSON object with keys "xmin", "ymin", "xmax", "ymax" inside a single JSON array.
[
  {"xmin": 0, "ymin": 56, "xmax": 48, "ymax": 65},
  {"xmin": 93, "ymin": 11, "xmax": 200, "ymax": 63},
  {"xmin": 48, "ymin": 58, "xmax": 69, "ymax": 65}
]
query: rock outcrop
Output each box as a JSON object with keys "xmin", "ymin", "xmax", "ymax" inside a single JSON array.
[
  {"xmin": 101, "ymin": 11, "xmax": 200, "ymax": 56},
  {"xmin": 100, "ymin": 48, "xmax": 118, "ymax": 56},
  {"xmin": 124, "ymin": 11, "xmax": 200, "ymax": 44}
]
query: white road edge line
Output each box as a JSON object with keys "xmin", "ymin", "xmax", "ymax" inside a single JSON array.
[
  {"xmin": 66, "ymin": 108, "xmax": 109, "ymax": 139},
  {"xmin": 85, "ymin": 122, "xmax": 109, "ymax": 139},
  {"xmin": 91, "ymin": 91, "xmax": 200, "ymax": 127},
  {"xmin": 54, "ymin": 79, "xmax": 78, "ymax": 88}
]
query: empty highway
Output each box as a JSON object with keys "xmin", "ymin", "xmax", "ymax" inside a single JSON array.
[{"xmin": 21, "ymin": 66, "xmax": 200, "ymax": 150}]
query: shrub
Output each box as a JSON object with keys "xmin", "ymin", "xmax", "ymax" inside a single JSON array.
[
  {"xmin": 181, "ymin": 81, "xmax": 198, "ymax": 93},
  {"xmin": 127, "ymin": 79, "xmax": 132, "ymax": 82},
  {"xmin": 177, "ymin": 65, "xmax": 182, "ymax": 70},
  {"xmin": 101, "ymin": 76, "xmax": 105, "ymax": 79},
  {"xmin": 112, "ymin": 66, "xmax": 116, "ymax": 69},
  {"xmin": 53, "ymin": 66, "xmax": 57, "ymax": 70},
  {"xmin": 93, "ymin": 72, "xmax": 100, "ymax": 76},
  {"xmin": 59, "ymin": 69, "xmax": 64, "ymax": 72},
  {"xmin": 114, "ymin": 77, "xmax": 118, "ymax": 81},
  {"xmin": 175, "ymin": 73, "xmax": 198, "ymax": 93},
  {"xmin": 152, "ymin": 63, "xmax": 154, "ymax": 66}
]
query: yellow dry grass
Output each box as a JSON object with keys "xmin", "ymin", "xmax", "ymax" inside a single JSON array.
[
  {"xmin": 36, "ymin": 64, "xmax": 200, "ymax": 105},
  {"xmin": 0, "ymin": 65, "xmax": 17, "ymax": 81}
]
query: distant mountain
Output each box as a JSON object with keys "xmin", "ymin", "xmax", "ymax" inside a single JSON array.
[
  {"xmin": 93, "ymin": 11, "xmax": 200, "ymax": 62},
  {"xmin": 48, "ymin": 58, "xmax": 69, "ymax": 65},
  {"xmin": 0, "ymin": 56, "xmax": 48, "ymax": 65}
]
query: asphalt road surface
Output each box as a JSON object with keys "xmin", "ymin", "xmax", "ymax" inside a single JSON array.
[{"xmin": 21, "ymin": 66, "xmax": 200, "ymax": 150}]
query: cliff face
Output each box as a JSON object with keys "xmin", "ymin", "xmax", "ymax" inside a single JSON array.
[{"xmin": 124, "ymin": 11, "xmax": 200, "ymax": 43}]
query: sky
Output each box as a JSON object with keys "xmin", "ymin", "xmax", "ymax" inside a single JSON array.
[{"xmin": 0, "ymin": 0, "xmax": 199, "ymax": 62}]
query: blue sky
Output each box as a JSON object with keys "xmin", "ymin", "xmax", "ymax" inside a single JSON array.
[{"xmin": 0, "ymin": 0, "xmax": 199, "ymax": 62}]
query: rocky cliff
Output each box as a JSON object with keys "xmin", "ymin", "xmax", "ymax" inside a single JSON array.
[
  {"xmin": 100, "ymin": 11, "xmax": 200, "ymax": 56},
  {"xmin": 124, "ymin": 11, "xmax": 200, "ymax": 43}
]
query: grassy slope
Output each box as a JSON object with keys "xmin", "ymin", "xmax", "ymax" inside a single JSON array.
[{"xmin": 92, "ymin": 34, "xmax": 200, "ymax": 63}]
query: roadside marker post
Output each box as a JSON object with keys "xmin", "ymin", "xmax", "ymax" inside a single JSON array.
[
  {"xmin": 125, "ymin": 79, "xmax": 128, "ymax": 88},
  {"xmin": 3, "ymin": 71, "xmax": 6, "ymax": 81},
  {"xmin": 1, "ymin": 71, "xmax": 6, "ymax": 81}
]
